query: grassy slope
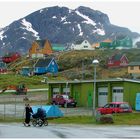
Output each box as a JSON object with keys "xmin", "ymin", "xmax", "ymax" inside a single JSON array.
[
  {"xmin": 0, "ymin": 74, "xmax": 46, "ymax": 89},
  {"xmin": 2, "ymin": 49, "xmax": 140, "ymax": 87}
]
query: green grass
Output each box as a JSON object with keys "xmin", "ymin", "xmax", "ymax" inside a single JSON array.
[
  {"xmin": 113, "ymin": 113, "xmax": 140, "ymax": 125},
  {"xmin": 0, "ymin": 74, "xmax": 67, "ymax": 89},
  {"xmin": 1, "ymin": 113, "xmax": 140, "ymax": 125},
  {"xmin": 48, "ymin": 113, "xmax": 140, "ymax": 125},
  {"xmin": 49, "ymin": 116, "xmax": 95, "ymax": 124},
  {"xmin": 0, "ymin": 74, "xmax": 45, "ymax": 88}
]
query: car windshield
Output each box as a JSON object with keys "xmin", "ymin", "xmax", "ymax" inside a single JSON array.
[{"xmin": 120, "ymin": 103, "xmax": 130, "ymax": 109}]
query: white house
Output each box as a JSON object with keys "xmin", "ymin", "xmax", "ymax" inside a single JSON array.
[{"xmin": 71, "ymin": 40, "xmax": 94, "ymax": 50}]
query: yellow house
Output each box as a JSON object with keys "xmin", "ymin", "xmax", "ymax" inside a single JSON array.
[
  {"xmin": 128, "ymin": 62, "xmax": 140, "ymax": 78},
  {"xmin": 29, "ymin": 39, "xmax": 53, "ymax": 58}
]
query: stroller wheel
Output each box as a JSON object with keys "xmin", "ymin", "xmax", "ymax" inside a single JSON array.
[
  {"xmin": 38, "ymin": 119, "xmax": 43, "ymax": 127},
  {"xmin": 44, "ymin": 120, "xmax": 48, "ymax": 126},
  {"xmin": 32, "ymin": 119, "xmax": 37, "ymax": 127}
]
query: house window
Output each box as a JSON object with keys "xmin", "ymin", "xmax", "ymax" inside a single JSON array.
[
  {"xmin": 108, "ymin": 60, "xmax": 113, "ymax": 64},
  {"xmin": 85, "ymin": 41, "xmax": 87, "ymax": 43},
  {"xmin": 113, "ymin": 88, "xmax": 123, "ymax": 93},
  {"xmin": 121, "ymin": 60, "xmax": 126, "ymax": 65},
  {"xmin": 130, "ymin": 66, "xmax": 134, "ymax": 70},
  {"xmin": 84, "ymin": 46, "xmax": 88, "ymax": 48}
]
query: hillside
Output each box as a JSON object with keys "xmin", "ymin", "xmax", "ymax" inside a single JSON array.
[{"xmin": 7, "ymin": 49, "xmax": 140, "ymax": 80}]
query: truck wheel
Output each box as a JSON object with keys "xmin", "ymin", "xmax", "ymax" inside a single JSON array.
[{"xmin": 73, "ymin": 104, "xmax": 76, "ymax": 107}]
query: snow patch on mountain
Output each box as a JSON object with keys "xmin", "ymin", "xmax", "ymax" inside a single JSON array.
[
  {"xmin": 21, "ymin": 18, "xmax": 40, "ymax": 39},
  {"xmin": 69, "ymin": 9, "xmax": 72, "ymax": 13},
  {"xmin": 61, "ymin": 16, "xmax": 67, "ymax": 22},
  {"xmin": 0, "ymin": 30, "xmax": 4, "ymax": 40},
  {"xmin": 52, "ymin": 16, "xmax": 57, "ymax": 19},
  {"xmin": 77, "ymin": 24, "xmax": 83, "ymax": 36},
  {"xmin": 0, "ymin": 30, "xmax": 7, "ymax": 40},
  {"xmin": 63, "ymin": 21, "xmax": 71, "ymax": 24},
  {"xmin": 75, "ymin": 10, "xmax": 96, "ymax": 26},
  {"xmin": 40, "ymin": 9, "xmax": 43, "ymax": 13},
  {"xmin": 93, "ymin": 28, "xmax": 105, "ymax": 36}
]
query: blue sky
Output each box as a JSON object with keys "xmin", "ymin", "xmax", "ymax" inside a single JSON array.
[{"xmin": 0, "ymin": 0, "xmax": 140, "ymax": 33}]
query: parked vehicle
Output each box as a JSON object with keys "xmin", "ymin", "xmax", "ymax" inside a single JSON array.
[
  {"xmin": 52, "ymin": 94, "xmax": 77, "ymax": 107},
  {"xmin": 97, "ymin": 102, "xmax": 132, "ymax": 115},
  {"xmin": 0, "ymin": 84, "xmax": 27, "ymax": 95}
]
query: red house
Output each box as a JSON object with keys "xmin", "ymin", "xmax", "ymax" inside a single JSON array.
[
  {"xmin": 2, "ymin": 52, "xmax": 21, "ymax": 63},
  {"xmin": 107, "ymin": 53, "xmax": 128, "ymax": 68}
]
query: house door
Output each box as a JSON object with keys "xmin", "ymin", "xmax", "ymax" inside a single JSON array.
[
  {"xmin": 52, "ymin": 88, "xmax": 60, "ymax": 97},
  {"xmin": 112, "ymin": 87, "xmax": 124, "ymax": 102},
  {"xmin": 87, "ymin": 91, "xmax": 92, "ymax": 107},
  {"xmin": 63, "ymin": 88, "xmax": 70, "ymax": 95},
  {"xmin": 74, "ymin": 91, "xmax": 80, "ymax": 105},
  {"xmin": 98, "ymin": 87, "xmax": 108, "ymax": 107}
]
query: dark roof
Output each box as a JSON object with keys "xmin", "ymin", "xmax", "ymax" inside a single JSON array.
[
  {"xmin": 75, "ymin": 39, "xmax": 85, "ymax": 45},
  {"xmin": 34, "ymin": 58, "xmax": 53, "ymax": 67},
  {"xmin": 110, "ymin": 53, "xmax": 125, "ymax": 61},
  {"xmin": 128, "ymin": 62, "xmax": 140, "ymax": 66},
  {"xmin": 113, "ymin": 54, "xmax": 123, "ymax": 60},
  {"xmin": 36, "ymin": 40, "xmax": 46, "ymax": 48}
]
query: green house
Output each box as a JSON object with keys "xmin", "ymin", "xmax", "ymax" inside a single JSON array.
[
  {"xmin": 48, "ymin": 79, "xmax": 140, "ymax": 109},
  {"xmin": 52, "ymin": 44, "xmax": 65, "ymax": 52},
  {"xmin": 111, "ymin": 36, "xmax": 133, "ymax": 49},
  {"xmin": 99, "ymin": 36, "xmax": 133, "ymax": 49},
  {"xmin": 100, "ymin": 42, "xmax": 112, "ymax": 49}
]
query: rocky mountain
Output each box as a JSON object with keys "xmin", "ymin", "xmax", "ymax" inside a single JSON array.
[{"xmin": 0, "ymin": 6, "xmax": 139, "ymax": 56}]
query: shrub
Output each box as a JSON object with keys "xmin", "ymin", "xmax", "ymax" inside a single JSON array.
[{"xmin": 98, "ymin": 114, "xmax": 114, "ymax": 124}]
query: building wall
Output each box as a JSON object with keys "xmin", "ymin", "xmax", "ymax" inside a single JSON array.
[
  {"xmin": 128, "ymin": 66, "xmax": 140, "ymax": 74},
  {"xmin": 48, "ymin": 80, "xmax": 140, "ymax": 109},
  {"xmin": 107, "ymin": 60, "xmax": 120, "ymax": 68},
  {"xmin": 124, "ymin": 82, "xmax": 140, "ymax": 109},
  {"xmin": 29, "ymin": 40, "xmax": 53, "ymax": 58},
  {"xmin": 29, "ymin": 42, "xmax": 39, "ymax": 55},
  {"xmin": 73, "ymin": 40, "xmax": 94, "ymax": 50},
  {"xmin": 72, "ymin": 83, "xmax": 82, "ymax": 106},
  {"xmin": 81, "ymin": 83, "xmax": 94, "ymax": 107},
  {"xmin": 43, "ymin": 40, "xmax": 53, "ymax": 55}
]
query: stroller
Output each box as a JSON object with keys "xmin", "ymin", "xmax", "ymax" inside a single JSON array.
[{"xmin": 32, "ymin": 108, "xmax": 48, "ymax": 127}]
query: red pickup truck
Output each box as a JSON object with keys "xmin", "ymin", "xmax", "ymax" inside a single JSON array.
[{"xmin": 52, "ymin": 94, "xmax": 77, "ymax": 107}]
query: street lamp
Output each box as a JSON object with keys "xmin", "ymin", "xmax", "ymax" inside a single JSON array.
[{"xmin": 92, "ymin": 59, "xmax": 99, "ymax": 117}]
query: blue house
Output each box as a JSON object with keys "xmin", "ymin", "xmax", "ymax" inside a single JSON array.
[
  {"xmin": 34, "ymin": 57, "xmax": 58, "ymax": 75},
  {"xmin": 20, "ymin": 66, "xmax": 33, "ymax": 76},
  {"xmin": 0, "ymin": 60, "xmax": 7, "ymax": 73}
]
